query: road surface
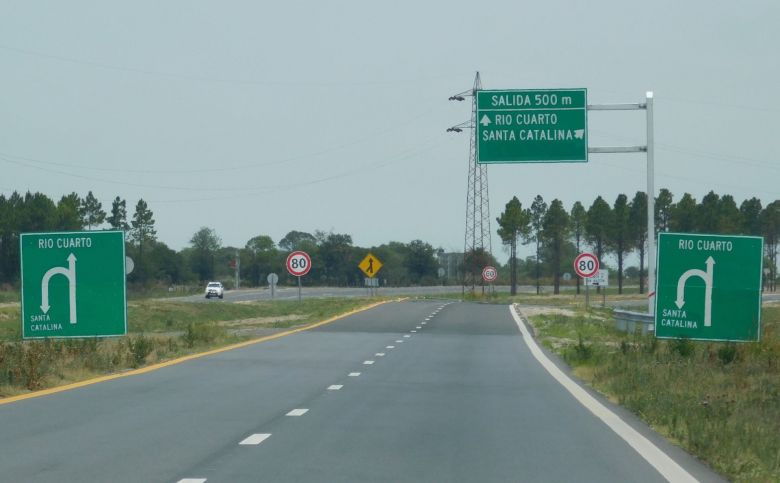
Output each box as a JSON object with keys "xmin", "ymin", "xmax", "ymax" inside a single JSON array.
[{"xmin": 0, "ymin": 300, "xmax": 724, "ymax": 482}]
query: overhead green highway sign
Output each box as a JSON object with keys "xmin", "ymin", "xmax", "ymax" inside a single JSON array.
[
  {"xmin": 476, "ymin": 88, "xmax": 588, "ymax": 163},
  {"xmin": 654, "ymin": 233, "xmax": 763, "ymax": 342},
  {"xmin": 20, "ymin": 231, "xmax": 127, "ymax": 339}
]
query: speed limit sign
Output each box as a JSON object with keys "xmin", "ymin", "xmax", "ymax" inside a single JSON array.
[
  {"xmin": 286, "ymin": 251, "xmax": 312, "ymax": 277},
  {"xmin": 482, "ymin": 265, "xmax": 498, "ymax": 282},
  {"xmin": 573, "ymin": 253, "xmax": 599, "ymax": 278}
]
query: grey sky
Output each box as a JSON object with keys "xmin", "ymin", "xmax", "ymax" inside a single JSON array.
[{"xmin": 1, "ymin": 1, "xmax": 778, "ymax": 263}]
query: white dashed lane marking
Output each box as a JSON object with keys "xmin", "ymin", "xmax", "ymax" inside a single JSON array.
[
  {"xmin": 328, "ymin": 385, "xmax": 343, "ymax": 390},
  {"xmin": 410, "ymin": 330, "xmax": 417, "ymax": 333},
  {"xmin": 386, "ymin": 345, "xmax": 395, "ymax": 349},
  {"xmin": 404, "ymin": 335, "xmax": 411, "ymax": 338},
  {"xmin": 286, "ymin": 409, "xmax": 309, "ymax": 416},
  {"xmin": 239, "ymin": 433, "xmax": 271, "ymax": 445},
  {"xmin": 375, "ymin": 353, "xmax": 385, "ymax": 357},
  {"xmin": 364, "ymin": 360, "xmax": 375, "ymax": 365},
  {"xmin": 349, "ymin": 372, "xmax": 361, "ymax": 377},
  {"xmin": 416, "ymin": 326, "xmax": 422, "ymax": 329},
  {"xmin": 395, "ymin": 340, "xmax": 403, "ymax": 343},
  {"xmin": 178, "ymin": 479, "xmax": 207, "ymax": 483}
]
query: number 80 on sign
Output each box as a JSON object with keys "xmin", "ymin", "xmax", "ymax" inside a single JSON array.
[
  {"xmin": 573, "ymin": 252, "xmax": 599, "ymax": 278},
  {"xmin": 286, "ymin": 251, "xmax": 312, "ymax": 277}
]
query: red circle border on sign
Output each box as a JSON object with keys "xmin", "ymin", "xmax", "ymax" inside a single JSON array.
[
  {"xmin": 286, "ymin": 251, "xmax": 312, "ymax": 277},
  {"xmin": 573, "ymin": 252, "xmax": 599, "ymax": 278},
  {"xmin": 482, "ymin": 265, "xmax": 498, "ymax": 282}
]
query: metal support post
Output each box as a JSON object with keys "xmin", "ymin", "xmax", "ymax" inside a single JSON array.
[{"xmin": 646, "ymin": 91, "xmax": 656, "ymax": 315}]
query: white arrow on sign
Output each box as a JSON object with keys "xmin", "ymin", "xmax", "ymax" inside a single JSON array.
[
  {"xmin": 40, "ymin": 253, "xmax": 77, "ymax": 324},
  {"xmin": 675, "ymin": 256, "xmax": 714, "ymax": 327},
  {"xmin": 480, "ymin": 114, "xmax": 491, "ymax": 126}
]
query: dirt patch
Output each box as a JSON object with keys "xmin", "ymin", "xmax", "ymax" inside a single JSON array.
[
  {"xmin": 219, "ymin": 314, "xmax": 306, "ymax": 327},
  {"xmin": 517, "ymin": 305, "xmax": 576, "ymax": 318}
]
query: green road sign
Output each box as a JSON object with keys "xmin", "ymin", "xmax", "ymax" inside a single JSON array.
[
  {"xmin": 476, "ymin": 88, "xmax": 587, "ymax": 163},
  {"xmin": 654, "ymin": 233, "xmax": 763, "ymax": 342},
  {"xmin": 20, "ymin": 231, "xmax": 127, "ymax": 339}
]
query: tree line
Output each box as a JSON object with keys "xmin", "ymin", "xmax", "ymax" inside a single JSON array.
[
  {"xmin": 1, "ymin": 189, "xmax": 778, "ymax": 291},
  {"xmin": 0, "ymin": 191, "xmax": 444, "ymax": 288},
  {"xmin": 495, "ymin": 189, "xmax": 780, "ymax": 295}
]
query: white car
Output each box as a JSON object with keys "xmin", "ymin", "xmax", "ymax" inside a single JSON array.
[{"xmin": 204, "ymin": 281, "xmax": 224, "ymax": 299}]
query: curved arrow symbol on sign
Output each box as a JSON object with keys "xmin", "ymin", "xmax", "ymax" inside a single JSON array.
[
  {"xmin": 675, "ymin": 256, "xmax": 714, "ymax": 327},
  {"xmin": 40, "ymin": 253, "xmax": 77, "ymax": 324}
]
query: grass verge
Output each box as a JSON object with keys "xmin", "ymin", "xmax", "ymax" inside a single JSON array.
[
  {"xmin": 0, "ymin": 297, "xmax": 392, "ymax": 398},
  {"xmin": 523, "ymin": 301, "xmax": 780, "ymax": 482}
]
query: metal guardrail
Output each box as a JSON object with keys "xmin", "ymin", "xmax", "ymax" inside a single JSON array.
[{"xmin": 612, "ymin": 309, "xmax": 654, "ymax": 335}]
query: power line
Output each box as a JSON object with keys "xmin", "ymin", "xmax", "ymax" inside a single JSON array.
[{"xmin": 0, "ymin": 43, "xmax": 467, "ymax": 87}]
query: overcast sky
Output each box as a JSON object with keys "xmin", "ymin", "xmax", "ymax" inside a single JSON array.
[{"xmin": 2, "ymin": 1, "xmax": 778, "ymax": 263}]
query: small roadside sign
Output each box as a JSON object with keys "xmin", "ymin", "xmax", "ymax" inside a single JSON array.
[
  {"xmin": 574, "ymin": 253, "xmax": 599, "ymax": 278},
  {"xmin": 358, "ymin": 253, "xmax": 383, "ymax": 278},
  {"xmin": 20, "ymin": 230, "xmax": 127, "ymax": 339},
  {"xmin": 586, "ymin": 269, "xmax": 609, "ymax": 287},
  {"xmin": 482, "ymin": 266, "xmax": 498, "ymax": 283},
  {"xmin": 286, "ymin": 251, "xmax": 312, "ymax": 277}
]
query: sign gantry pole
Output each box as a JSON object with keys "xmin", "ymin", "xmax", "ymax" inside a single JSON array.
[{"xmin": 646, "ymin": 91, "xmax": 656, "ymax": 315}]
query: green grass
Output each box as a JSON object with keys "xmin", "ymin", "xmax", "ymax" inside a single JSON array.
[
  {"xmin": 0, "ymin": 290, "xmax": 19, "ymax": 304},
  {"xmin": 0, "ymin": 296, "xmax": 393, "ymax": 398},
  {"xmin": 524, "ymin": 302, "xmax": 780, "ymax": 482}
]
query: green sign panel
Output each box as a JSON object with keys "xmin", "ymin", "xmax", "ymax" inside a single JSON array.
[
  {"xmin": 476, "ymin": 88, "xmax": 587, "ymax": 163},
  {"xmin": 20, "ymin": 231, "xmax": 127, "ymax": 339},
  {"xmin": 654, "ymin": 233, "xmax": 763, "ymax": 342}
]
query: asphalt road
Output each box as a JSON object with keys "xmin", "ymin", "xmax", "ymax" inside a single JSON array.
[
  {"xmin": 178, "ymin": 285, "xmax": 533, "ymax": 303},
  {"xmin": 0, "ymin": 300, "xmax": 724, "ymax": 482}
]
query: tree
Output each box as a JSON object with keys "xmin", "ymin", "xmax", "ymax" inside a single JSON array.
[
  {"xmin": 541, "ymin": 199, "xmax": 569, "ymax": 294},
  {"xmin": 670, "ymin": 193, "xmax": 697, "ymax": 232},
  {"xmin": 318, "ymin": 233, "xmax": 355, "ymax": 285},
  {"xmin": 607, "ymin": 194, "xmax": 632, "ymax": 294},
  {"xmin": 718, "ymin": 195, "xmax": 741, "ymax": 234},
  {"xmin": 56, "ymin": 192, "xmax": 82, "ymax": 231},
  {"xmin": 697, "ymin": 191, "xmax": 721, "ymax": 233},
  {"xmin": 740, "ymin": 197, "xmax": 763, "ymax": 236},
  {"xmin": 130, "ymin": 199, "xmax": 157, "ymax": 282},
  {"xmin": 190, "ymin": 227, "xmax": 222, "ymax": 281},
  {"xmin": 107, "ymin": 197, "xmax": 129, "ymax": 231},
  {"xmin": 404, "ymin": 240, "xmax": 437, "ymax": 284},
  {"xmin": 279, "ymin": 230, "xmax": 317, "ymax": 251},
  {"xmin": 761, "ymin": 201, "xmax": 780, "ymax": 292},
  {"xmin": 585, "ymin": 196, "xmax": 612, "ymax": 267},
  {"xmin": 628, "ymin": 191, "xmax": 648, "ymax": 293},
  {"xmin": 529, "ymin": 195, "xmax": 548, "ymax": 295},
  {"xmin": 569, "ymin": 201, "xmax": 586, "ymax": 295},
  {"xmin": 80, "ymin": 191, "xmax": 106, "ymax": 230},
  {"xmin": 242, "ymin": 235, "xmax": 277, "ymax": 286},
  {"xmin": 496, "ymin": 196, "xmax": 531, "ymax": 295},
  {"xmin": 655, "ymin": 188, "xmax": 674, "ymax": 235}
]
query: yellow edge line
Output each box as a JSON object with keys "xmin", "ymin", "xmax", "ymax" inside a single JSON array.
[{"xmin": 0, "ymin": 298, "xmax": 406, "ymax": 405}]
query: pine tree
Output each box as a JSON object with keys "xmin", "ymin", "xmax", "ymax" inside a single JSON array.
[
  {"xmin": 496, "ymin": 196, "xmax": 531, "ymax": 295},
  {"xmin": 80, "ymin": 191, "xmax": 106, "ymax": 230}
]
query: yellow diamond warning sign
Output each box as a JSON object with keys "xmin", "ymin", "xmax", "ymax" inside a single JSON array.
[{"xmin": 358, "ymin": 253, "xmax": 383, "ymax": 278}]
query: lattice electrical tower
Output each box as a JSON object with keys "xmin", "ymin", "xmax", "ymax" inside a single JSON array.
[{"xmin": 448, "ymin": 72, "xmax": 492, "ymax": 293}]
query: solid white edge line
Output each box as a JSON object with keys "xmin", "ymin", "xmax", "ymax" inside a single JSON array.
[
  {"xmin": 509, "ymin": 305, "xmax": 698, "ymax": 483},
  {"xmin": 286, "ymin": 408, "xmax": 309, "ymax": 416},
  {"xmin": 239, "ymin": 433, "xmax": 271, "ymax": 445}
]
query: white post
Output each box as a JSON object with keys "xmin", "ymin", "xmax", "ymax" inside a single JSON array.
[{"xmin": 646, "ymin": 91, "xmax": 656, "ymax": 315}]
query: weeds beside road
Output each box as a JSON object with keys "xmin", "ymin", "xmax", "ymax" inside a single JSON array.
[
  {"xmin": 521, "ymin": 300, "xmax": 780, "ymax": 482},
  {"xmin": 0, "ymin": 297, "xmax": 390, "ymax": 398}
]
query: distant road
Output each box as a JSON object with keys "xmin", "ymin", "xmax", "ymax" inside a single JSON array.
[
  {"xmin": 0, "ymin": 300, "xmax": 725, "ymax": 482},
  {"xmin": 177, "ymin": 284, "xmax": 538, "ymax": 303}
]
